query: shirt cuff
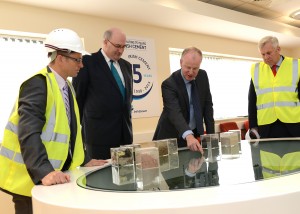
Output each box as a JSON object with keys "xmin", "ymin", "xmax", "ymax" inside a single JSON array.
[{"xmin": 182, "ymin": 130, "xmax": 194, "ymax": 140}]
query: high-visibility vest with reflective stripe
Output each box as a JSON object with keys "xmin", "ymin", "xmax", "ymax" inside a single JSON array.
[
  {"xmin": 251, "ymin": 57, "xmax": 300, "ymax": 125},
  {"xmin": 0, "ymin": 68, "xmax": 84, "ymax": 197},
  {"xmin": 260, "ymin": 150, "xmax": 300, "ymax": 179}
]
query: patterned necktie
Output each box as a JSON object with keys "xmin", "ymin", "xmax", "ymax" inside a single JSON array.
[
  {"xmin": 191, "ymin": 80, "xmax": 204, "ymax": 135},
  {"xmin": 110, "ymin": 60, "xmax": 125, "ymax": 100},
  {"xmin": 63, "ymin": 82, "xmax": 71, "ymax": 125},
  {"xmin": 271, "ymin": 65, "xmax": 277, "ymax": 76}
]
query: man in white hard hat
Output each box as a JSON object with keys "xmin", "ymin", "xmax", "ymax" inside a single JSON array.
[{"xmin": 0, "ymin": 28, "xmax": 107, "ymax": 214}]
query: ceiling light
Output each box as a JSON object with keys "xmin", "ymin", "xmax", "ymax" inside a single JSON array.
[{"xmin": 290, "ymin": 9, "xmax": 300, "ymax": 20}]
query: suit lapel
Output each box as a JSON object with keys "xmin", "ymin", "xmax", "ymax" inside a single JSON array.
[
  {"xmin": 195, "ymin": 70, "xmax": 204, "ymax": 110},
  {"xmin": 118, "ymin": 59, "xmax": 131, "ymax": 101},
  {"xmin": 68, "ymin": 85, "xmax": 76, "ymax": 154},
  {"xmin": 173, "ymin": 70, "xmax": 190, "ymax": 109},
  {"xmin": 97, "ymin": 50, "xmax": 123, "ymax": 94}
]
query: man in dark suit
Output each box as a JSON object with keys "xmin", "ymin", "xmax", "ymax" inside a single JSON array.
[
  {"xmin": 153, "ymin": 47, "xmax": 215, "ymax": 152},
  {"xmin": 72, "ymin": 27, "xmax": 133, "ymax": 160},
  {"xmin": 248, "ymin": 36, "xmax": 300, "ymax": 139}
]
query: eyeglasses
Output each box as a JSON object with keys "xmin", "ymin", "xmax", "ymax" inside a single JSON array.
[
  {"xmin": 107, "ymin": 40, "xmax": 126, "ymax": 49},
  {"xmin": 60, "ymin": 54, "xmax": 82, "ymax": 63}
]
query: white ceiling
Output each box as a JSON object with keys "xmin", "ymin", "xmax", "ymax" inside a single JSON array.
[
  {"xmin": 199, "ymin": 0, "xmax": 300, "ymax": 28},
  {"xmin": 5, "ymin": 0, "xmax": 300, "ymax": 49}
]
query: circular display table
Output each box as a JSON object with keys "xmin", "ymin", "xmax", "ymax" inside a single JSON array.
[{"xmin": 32, "ymin": 139, "xmax": 300, "ymax": 214}]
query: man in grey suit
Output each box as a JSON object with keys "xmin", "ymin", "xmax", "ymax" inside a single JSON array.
[
  {"xmin": 72, "ymin": 27, "xmax": 133, "ymax": 160},
  {"xmin": 153, "ymin": 47, "xmax": 215, "ymax": 153},
  {"xmin": 0, "ymin": 28, "xmax": 107, "ymax": 214}
]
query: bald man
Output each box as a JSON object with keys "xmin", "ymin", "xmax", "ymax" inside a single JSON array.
[
  {"xmin": 153, "ymin": 47, "xmax": 215, "ymax": 153},
  {"xmin": 72, "ymin": 27, "xmax": 133, "ymax": 159}
]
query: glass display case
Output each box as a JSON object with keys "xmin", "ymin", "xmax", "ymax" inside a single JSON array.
[{"xmin": 77, "ymin": 138, "xmax": 300, "ymax": 192}]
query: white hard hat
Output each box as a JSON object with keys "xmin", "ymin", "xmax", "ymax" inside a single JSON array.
[{"xmin": 45, "ymin": 28, "xmax": 90, "ymax": 55}]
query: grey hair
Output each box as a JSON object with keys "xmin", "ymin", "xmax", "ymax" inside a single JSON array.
[
  {"xmin": 181, "ymin": 47, "xmax": 202, "ymax": 59},
  {"xmin": 258, "ymin": 36, "xmax": 279, "ymax": 50},
  {"xmin": 103, "ymin": 29, "xmax": 113, "ymax": 40}
]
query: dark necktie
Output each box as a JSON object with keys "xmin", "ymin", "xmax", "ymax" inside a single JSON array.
[
  {"xmin": 271, "ymin": 65, "xmax": 277, "ymax": 76},
  {"xmin": 191, "ymin": 80, "xmax": 204, "ymax": 135},
  {"xmin": 110, "ymin": 60, "xmax": 125, "ymax": 100}
]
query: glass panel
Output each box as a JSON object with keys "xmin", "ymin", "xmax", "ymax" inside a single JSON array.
[{"xmin": 77, "ymin": 138, "xmax": 300, "ymax": 192}]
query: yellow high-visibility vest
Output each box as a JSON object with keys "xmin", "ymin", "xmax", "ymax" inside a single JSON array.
[
  {"xmin": 260, "ymin": 150, "xmax": 300, "ymax": 179},
  {"xmin": 0, "ymin": 68, "xmax": 84, "ymax": 196},
  {"xmin": 251, "ymin": 57, "xmax": 300, "ymax": 125}
]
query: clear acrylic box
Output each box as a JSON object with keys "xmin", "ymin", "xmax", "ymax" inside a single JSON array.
[
  {"xmin": 154, "ymin": 139, "xmax": 179, "ymax": 171},
  {"xmin": 135, "ymin": 147, "xmax": 160, "ymax": 190},
  {"xmin": 228, "ymin": 129, "xmax": 242, "ymax": 153},
  {"xmin": 110, "ymin": 147, "xmax": 135, "ymax": 185},
  {"xmin": 154, "ymin": 139, "xmax": 169, "ymax": 171},
  {"xmin": 167, "ymin": 138, "xmax": 179, "ymax": 170},
  {"xmin": 220, "ymin": 132, "xmax": 240, "ymax": 159},
  {"xmin": 200, "ymin": 133, "xmax": 220, "ymax": 162},
  {"xmin": 111, "ymin": 164, "xmax": 135, "ymax": 185}
]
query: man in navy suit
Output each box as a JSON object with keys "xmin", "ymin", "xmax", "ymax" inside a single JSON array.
[
  {"xmin": 153, "ymin": 47, "xmax": 215, "ymax": 152},
  {"xmin": 72, "ymin": 27, "xmax": 133, "ymax": 160}
]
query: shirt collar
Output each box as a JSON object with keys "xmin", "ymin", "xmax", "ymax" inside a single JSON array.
[
  {"xmin": 278, "ymin": 55, "xmax": 284, "ymax": 66},
  {"xmin": 274, "ymin": 55, "xmax": 284, "ymax": 68},
  {"xmin": 48, "ymin": 66, "xmax": 66, "ymax": 90},
  {"xmin": 101, "ymin": 49, "xmax": 112, "ymax": 64},
  {"xmin": 180, "ymin": 69, "xmax": 194, "ymax": 84}
]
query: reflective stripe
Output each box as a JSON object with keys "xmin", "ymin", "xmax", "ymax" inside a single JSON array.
[
  {"xmin": 14, "ymin": 153, "xmax": 24, "ymax": 164},
  {"xmin": 0, "ymin": 146, "xmax": 14, "ymax": 160},
  {"xmin": 5, "ymin": 121, "xmax": 18, "ymax": 134},
  {"xmin": 0, "ymin": 146, "xmax": 62, "ymax": 169},
  {"xmin": 42, "ymin": 132, "xmax": 68, "ymax": 144},
  {"xmin": 256, "ymin": 86, "xmax": 297, "ymax": 95},
  {"xmin": 5, "ymin": 108, "xmax": 68, "ymax": 144},
  {"xmin": 262, "ymin": 167, "xmax": 281, "ymax": 176},
  {"xmin": 41, "ymin": 106, "xmax": 56, "ymax": 141},
  {"xmin": 40, "ymin": 107, "xmax": 68, "ymax": 144},
  {"xmin": 0, "ymin": 146, "xmax": 28, "ymax": 164},
  {"xmin": 254, "ymin": 63, "xmax": 259, "ymax": 89},
  {"xmin": 292, "ymin": 59, "xmax": 298, "ymax": 86},
  {"xmin": 262, "ymin": 166, "xmax": 300, "ymax": 175},
  {"xmin": 257, "ymin": 101, "xmax": 300, "ymax": 110},
  {"xmin": 49, "ymin": 159, "xmax": 62, "ymax": 169}
]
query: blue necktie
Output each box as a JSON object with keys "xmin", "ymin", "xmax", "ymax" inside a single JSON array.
[
  {"xmin": 191, "ymin": 80, "xmax": 204, "ymax": 135},
  {"xmin": 110, "ymin": 60, "xmax": 125, "ymax": 100}
]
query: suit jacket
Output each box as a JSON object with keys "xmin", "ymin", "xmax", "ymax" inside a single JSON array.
[
  {"xmin": 18, "ymin": 67, "xmax": 85, "ymax": 184},
  {"xmin": 248, "ymin": 57, "xmax": 300, "ymax": 138},
  {"xmin": 72, "ymin": 49, "xmax": 133, "ymax": 152},
  {"xmin": 153, "ymin": 69, "xmax": 215, "ymax": 147}
]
